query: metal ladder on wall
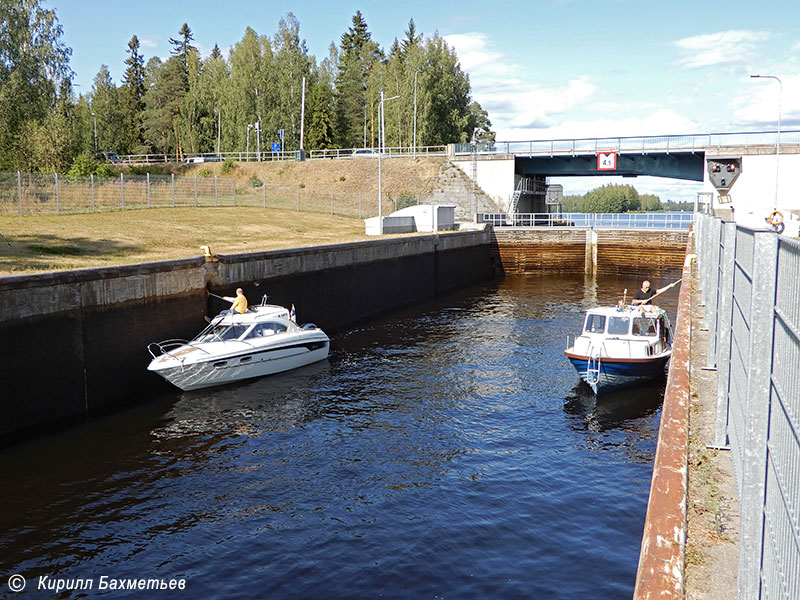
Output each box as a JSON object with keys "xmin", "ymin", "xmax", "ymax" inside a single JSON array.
[
  {"xmin": 507, "ymin": 176, "xmax": 547, "ymax": 219},
  {"xmin": 508, "ymin": 188, "xmax": 522, "ymax": 216}
]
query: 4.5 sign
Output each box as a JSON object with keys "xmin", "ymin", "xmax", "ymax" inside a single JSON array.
[{"xmin": 597, "ymin": 152, "xmax": 617, "ymax": 171}]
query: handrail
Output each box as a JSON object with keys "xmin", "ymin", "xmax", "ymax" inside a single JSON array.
[
  {"xmin": 480, "ymin": 211, "xmax": 694, "ymax": 229},
  {"xmin": 454, "ymin": 129, "xmax": 800, "ymax": 157},
  {"xmin": 119, "ymin": 145, "xmax": 448, "ymax": 165},
  {"xmin": 147, "ymin": 339, "xmax": 190, "ymax": 361}
]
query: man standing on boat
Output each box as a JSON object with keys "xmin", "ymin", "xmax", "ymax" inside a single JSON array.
[
  {"xmin": 223, "ymin": 288, "xmax": 248, "ymax": 314},
  {"xmin": 632, "ymin": 280, "xmax": 660, "ymax": 305}
]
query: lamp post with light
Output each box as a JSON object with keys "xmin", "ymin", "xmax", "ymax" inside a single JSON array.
[
  {"xmin": 750, "ymin": 74, "xmax": 782, "ymax": 208},
  {"xmin": 378, "ymin": 91, "xmax": 400, "ymax": 235},
  {"xmin": 413, "ymin": 69, "xmax": 420, "ymax": 159},
  {"xmin": 91, "ymin": 112, "xmax": 97, "ymax": 152}
]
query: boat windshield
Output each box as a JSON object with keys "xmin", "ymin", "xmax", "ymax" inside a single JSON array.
[
  {"xmin": 584, "ymin": 314, "xmax": 606, "ymax": 333},
  {"xmin": 194, "ymin": 324, "xmax": 249, "ymax": 343},
  {"xmin": 607, "ymin": 316, "xmax": 630, "ymax": 335},
  {"xmin": 632, "ymin": 317, "xmax": 657, "ymax": 337}
]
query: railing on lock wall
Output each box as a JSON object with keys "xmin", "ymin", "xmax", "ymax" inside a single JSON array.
[
  {"xmin": 479, "ymin": 211, "xmax": 694, "ymax": 229},
  {"xmin": 695, "ymin": 213, "xmax": 800, "ymax": 600}
]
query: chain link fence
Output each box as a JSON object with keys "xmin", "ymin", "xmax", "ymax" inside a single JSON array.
[
  {"xmin": 0, "ymin": 172, "xmax": 428, "ymax": 220},
  {"xmin": 695, "ymin": 213, "xmax": 800, "ymax": 600}
]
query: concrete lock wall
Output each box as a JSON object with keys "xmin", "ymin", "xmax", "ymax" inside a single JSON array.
[{"xmin": 0, "ymin": 229, "xmax": 493, "ymax": 441}]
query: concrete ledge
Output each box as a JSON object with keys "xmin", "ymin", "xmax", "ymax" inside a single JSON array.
[
  {"xmin": 0, "ymin": 257, "xmax": 207, "ymax": 320},
  {"xmin": 633, "ymin": 235, "xmax": 693, "ymax": 599}
]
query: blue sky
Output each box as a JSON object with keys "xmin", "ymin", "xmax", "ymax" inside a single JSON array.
[{"xmin": 50, "ymin": 0, "xmax": 800, "ymax": 202}]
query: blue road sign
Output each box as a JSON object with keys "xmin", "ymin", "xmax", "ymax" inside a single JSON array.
[{"xmin": 271, "ymin": 142, "xmax": 280, "ymax": 152}]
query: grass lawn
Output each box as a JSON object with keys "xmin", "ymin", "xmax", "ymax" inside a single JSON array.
[{"xmin": 0, "ymin": 207, "xmax": 375, "ymax": 276}]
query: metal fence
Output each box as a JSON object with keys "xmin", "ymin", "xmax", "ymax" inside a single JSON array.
[
  {"xmin": 0, "ymin": 171, "xmax": 430, "ymax": 219},
  {"xmin": 120, "ymin": 145, "xmax": 448, "ymax": 165},
  {"xmin": 479, "ymin": 211, "xmax": 694, "ymax": 229},
  {"xmin": 695, "ymin": 213, "xmax": 800, "ymax": 599},
  {"xmin": 454, "ymin": 129, "xmax": 800, "ymax": 157}
]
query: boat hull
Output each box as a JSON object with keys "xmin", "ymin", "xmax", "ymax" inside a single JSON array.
[
  {"xmin": 564, "ymin": 351, "xmax": 669, "ymax": 395},
  {"xmin": 150, "ymin": 342, "xmax": 329, "ymax": 391}
]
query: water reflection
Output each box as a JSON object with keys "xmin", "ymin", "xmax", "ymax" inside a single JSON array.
[
  {"xmin": 0, "ymin": 273, "xmax": 675, "ymax": 599},
  {"xmin": 563, "ymin": 379, "xmax": 665, "ymax": 464},
  {"xmin": 564, "ymin": 379, "xmax": 665, "ymax": 432}
]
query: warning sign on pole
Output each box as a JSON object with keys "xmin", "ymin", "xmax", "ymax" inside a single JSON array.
[{"xmin": 597, "ymin": 152, "xmax": 617, "ymax": 171}]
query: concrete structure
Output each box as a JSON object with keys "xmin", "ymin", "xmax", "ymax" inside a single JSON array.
[
  {"xmin": 0, "ymin": 230, "xmax": 493, "ymax": 442},
  {"xmin": 447, "ymin": 133, "xmax": 800, "ymax": 232},
  {"xmin": 491, "ymin": 228, "xmax": 689, "ymax": 276}
]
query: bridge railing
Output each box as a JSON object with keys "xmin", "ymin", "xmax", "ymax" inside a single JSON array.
[
  {"xmin": 119, "ymin": 145, "xmax": 448, "ymax": 165},
  {"xmin": 455, "ymin": 130, "xmax": 800, "ymax": 156},
  {"xmin": 479, "ymin": 211, "xmax": 694, "ymax": 229}
]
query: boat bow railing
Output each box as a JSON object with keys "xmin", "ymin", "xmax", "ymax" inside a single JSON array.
[{"xmin": 148, "ymin": 339, "xmax": 210, "ymax": 362}]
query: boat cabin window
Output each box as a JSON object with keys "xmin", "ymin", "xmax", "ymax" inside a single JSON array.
[
  {"xmin": 659, "ymin": 316, "xmax": 670, "ymax": 343},
  {"xmin": 196, "ymin": 324, "xmax": 248, "ymax": 342},
  {"xmin": 584, "ymin": 314, "xmax": 606, "ymax": 334},
  {"xmin": 632, "ymin": 317, "xmax": 657, "ymax": 337},
  {"xmin": 246, "ymin": 322, "xmax": 288, "ymax": 338},
  {"xmin": 607, "ymin": 317, "xmax": 630, "ymax": 335}
]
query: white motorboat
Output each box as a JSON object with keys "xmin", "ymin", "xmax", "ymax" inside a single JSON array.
[
  {"xmin": 147, "ymin": 297, "xmax": 329, "ymax": 391},
  {"xmin": 564, "ymin": 304, "xmax": 673, "ymax": 395}
]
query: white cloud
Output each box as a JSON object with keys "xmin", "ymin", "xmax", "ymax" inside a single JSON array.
[
  {"xmin": 138, "ymin": 36, "xmax": 160, "ymax": 49},
  {"xmin": 734, "ymin": 74, "xmax": 800, "ymax": 127},
  {"xmin": 673, "ymin": 29, "xmax": 770, "ymax": 69},
  {"xmin": 496, "ymin": 108, "xmax": 699, "ymax": 142},
  {"xmin": 444, "ymin": 32, "xmax": 597, "ymax": 137},
  {"xmin": 444, "ymin": 32, "xmax": 517, "ymax": 77}
]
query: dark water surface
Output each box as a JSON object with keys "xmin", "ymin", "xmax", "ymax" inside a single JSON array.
[{"xmin": 0, "ymin": 274, "xmax": 677, "ymax": 599}]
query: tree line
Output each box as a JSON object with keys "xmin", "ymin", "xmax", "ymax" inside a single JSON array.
[
  {"xmin": 562, "ymin": 184, "xmax": 693, "ymax": 213},
  {"xmin": 0, "ymin": 2, "xmax": 494, "ymax": 174}
]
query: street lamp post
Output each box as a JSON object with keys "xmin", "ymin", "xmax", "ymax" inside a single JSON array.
[
  {"xmin": 91, "ymin": 112, "xmax": 97, "ymax": 152},
  {"xmin": 413, "ymin": 69, "xmax": 420, "ymax": 160},
  {"xmin": 751, "ymin": 74, "xmax": 783, "ymax": 208},
  {"xmin": 378, "ymin": 91, "xmax": 400, "ymax": 235},
  {"xmin": 246, "ymin": 123, "xmax": 253, "ymax": 160}
]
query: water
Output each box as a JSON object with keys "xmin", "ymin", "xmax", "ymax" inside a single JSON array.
[{"xmin": 0, "ymin": 273, "xmax": 677, "ymax": 598}]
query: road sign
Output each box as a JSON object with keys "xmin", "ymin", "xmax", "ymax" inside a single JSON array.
[
  {"xmin": 271, "ymin": 142, "xmax": 280, "ymax": 152},
  {"xmin": 597, "ymin": 152, "xmax": 617, "ymax": 171}
]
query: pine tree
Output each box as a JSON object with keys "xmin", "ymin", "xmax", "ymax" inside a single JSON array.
[
  {"xmin": 121, "ymin": 35, "xmax": 146, "ymax": 153},
  {"xmin": 334, "ymin": 11, "xmax": 383, "ymax": 148},
  {"xmin": 400, "ymin": 19, "xmax": 422, "ymax": 59},
  {"xmin": 169, "ymin": 23, "xmax": 196, "ymax": 84}
]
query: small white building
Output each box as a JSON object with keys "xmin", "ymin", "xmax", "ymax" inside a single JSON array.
[{"xmin": 364, "ymin": 205, "xmax": 457, "ymax": 236}]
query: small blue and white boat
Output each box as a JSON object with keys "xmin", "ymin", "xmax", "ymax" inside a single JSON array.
[{"xmin": 564, "ymin": 304, "xmax": 673, "ymax": 395}]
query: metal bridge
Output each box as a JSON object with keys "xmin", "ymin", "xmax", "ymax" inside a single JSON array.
[
  {"xmin": 119, "ymin": 129, "xmax": 799, "ymax": 169},
  {"xmin": 454, "ymin": 130, "xmax": 800, "ymax": 183},
  {"xmin": 455, "ymin": 130, "xmax": 799, "ymax": 159}
]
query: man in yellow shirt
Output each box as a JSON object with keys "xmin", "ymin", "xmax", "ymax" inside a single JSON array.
[{"xmin": 223, "ymin": 288, "xmax": 248, "ymax": 314}]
